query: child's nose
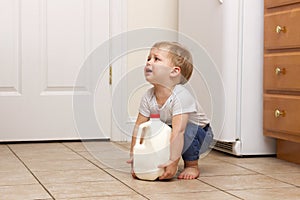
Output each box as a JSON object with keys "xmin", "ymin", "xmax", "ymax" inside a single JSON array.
[{"xmin": 146, "ymin": 59, "xmax": 152, "ymax": 65}]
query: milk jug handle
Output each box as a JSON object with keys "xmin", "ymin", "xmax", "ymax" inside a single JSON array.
[{"xmin": 136, "ymin": 121, "xmax": 151, "ymax": 145}]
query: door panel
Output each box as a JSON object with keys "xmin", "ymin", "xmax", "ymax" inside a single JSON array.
[
  {"xmin": 0, "ymin": 0, "xmax": 110, "ymax": 141},
  {"xmin": 0, "ymin": 0, "xmax": 21, "ymax": 95}
]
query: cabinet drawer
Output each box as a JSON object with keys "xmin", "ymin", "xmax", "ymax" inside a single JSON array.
[
  {"xmin": 264, "ymin": 8, "xmax": 300, "ymax": 49},
  {"xmin": 264, "ymin": 53, "xmax": 300, "ymax": 91},
  {"xmin": 264, "ymin": 95, "xmax": 300, "ymax": 135},
  {"xmin": 265, "ymin": 0, "xmax": 300, "ymax": 8}
]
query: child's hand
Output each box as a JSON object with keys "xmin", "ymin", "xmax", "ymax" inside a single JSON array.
[
  {"xmin": 130, "ymin": 168, "xmax": 137, "ymax": 179},
  {"xmin": 126, "ymin": 156, "xmax": 137, "ymax": 179},
  {"xmin": 158, "ymin": 159, "xmax": 179, "ymax": 180},
  {"xmin": 126, "ymin": 157, "xmax": 133, "ymax": 164}
]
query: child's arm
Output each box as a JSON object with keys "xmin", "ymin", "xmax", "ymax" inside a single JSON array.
[
  {"xmin": 159, "ymin": 113, "xmax": 189, "ymax": 180},
  {"xmin": 170, "ymin": 113, "xmax": 189, "ymax": 161}
]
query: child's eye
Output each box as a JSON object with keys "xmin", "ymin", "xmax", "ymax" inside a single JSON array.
[{"xmin": 154, "ymin": 57, "xmax": 160, "ymax": 61}]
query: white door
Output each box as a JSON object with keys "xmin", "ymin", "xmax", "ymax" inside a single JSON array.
[{"xmin": 0, "ymin": 0, "xmax": 110, "ymax": 141}]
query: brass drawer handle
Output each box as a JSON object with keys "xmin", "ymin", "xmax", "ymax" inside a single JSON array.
[
  {"xmin": 275, "ymin": 67, "xmax": 286, "ymax": 75},
  {"xmin": 276, "ymin": 25, "xmax": 286, "ymax": 34},
  {"xmin": 274, "ymin": 109, "xmax": 285, "ymax": 118}
]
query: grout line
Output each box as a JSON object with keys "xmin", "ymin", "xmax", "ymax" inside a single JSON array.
[
  {"xmin": 62, "ymin": 142, "xmax": 151, "ymax": 200},
  {"xmin": 7, "ymin": 145, "xmax": 56, "ymax": 200},
  {"xmin": 210, "ymin": 153, "xmax": 300, "ymax": 188},
  {"xmin": 196, "ymin": 179, "xmax": 244, "ymax": 200},
  {"xmin": 209, "ymin": 155, "xmax": 268, "ymax": 175},
  {"xmin": 263, "ymin": 174, "xmax": 300, "ymax": 188}
]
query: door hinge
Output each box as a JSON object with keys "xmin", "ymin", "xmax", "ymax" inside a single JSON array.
[{"xmin": 109, "ymin": 65, "xmax": 112, "ymax": 85}]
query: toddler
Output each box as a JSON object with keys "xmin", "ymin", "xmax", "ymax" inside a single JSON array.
[{"xmin": 127, "ymin": 41, "xmax": 214, "ymax": 180}]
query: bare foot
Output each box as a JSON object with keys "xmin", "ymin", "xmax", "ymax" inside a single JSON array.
[{"xmin": 178, "ymin": 160, "xmax": 200, "ymax": 180}]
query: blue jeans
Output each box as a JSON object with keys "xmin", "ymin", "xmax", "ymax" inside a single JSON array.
[{"xmin": 182, "ymin": 123, "xmax": 214, "ymax": 161}]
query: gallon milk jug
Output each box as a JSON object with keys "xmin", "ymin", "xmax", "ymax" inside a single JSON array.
[{"xmin": 133, "ymin": 113, "xmax": 172, "ymax": 180}]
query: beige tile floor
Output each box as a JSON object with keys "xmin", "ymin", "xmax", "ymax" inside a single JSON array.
[{"xmin": 1, "ymin": 141, "xmax": 300, "ymax": 200}]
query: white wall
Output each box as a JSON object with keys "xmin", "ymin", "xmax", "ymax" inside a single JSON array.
[
  {"xmin": 127, "ymin": 0, "xmax": 178, "ymax": 30},
  {"xmin": 126, "ymin": 0, "xmax": 178, "ymax": 117}
]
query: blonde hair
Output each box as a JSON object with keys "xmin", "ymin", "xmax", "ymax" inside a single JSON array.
[{"xmin": 152, "ymin": 41, "xmax": 193, "ymax": 84}]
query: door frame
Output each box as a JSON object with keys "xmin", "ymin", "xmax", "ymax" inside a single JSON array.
[{"xmin": 110, "ymin": 0, "xmax": 128, "ymax": 141}]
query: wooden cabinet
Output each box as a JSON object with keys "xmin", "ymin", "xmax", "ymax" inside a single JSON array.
[
  {"xmin": 264, "ymin": 0, "xmax": 300, "ymax": 164},
  {"xmin": 265, "ymin": 0, "xmax": 300, "ymax": 8},
  {"xmin": 264, "ymin": 53, "xmax": 300, "ymax": 91}
]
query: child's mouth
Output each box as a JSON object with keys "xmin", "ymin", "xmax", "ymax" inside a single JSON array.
[{"xmin": 145, "ymin": 69, "xmax": 152, "ymax": 73}]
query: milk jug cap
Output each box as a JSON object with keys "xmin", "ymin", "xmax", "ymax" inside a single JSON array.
[{"xmin": 150, "ymin": 113, "xmax": 160, "ymax": 118}]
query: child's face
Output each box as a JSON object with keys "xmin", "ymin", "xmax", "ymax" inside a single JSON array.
[{"xmin": 144, "ymin": 48, "xmax": 174, "ymax": 85}]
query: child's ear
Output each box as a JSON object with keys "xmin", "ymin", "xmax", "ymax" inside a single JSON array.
[{"xmin": 170, "ymin": 66, "xmax": 181, "ymax": 77}]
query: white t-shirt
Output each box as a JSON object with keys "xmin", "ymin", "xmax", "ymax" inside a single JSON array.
[{"xmin": 139, "ymin": 84, "xmax": 210, "ymax": 127}]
